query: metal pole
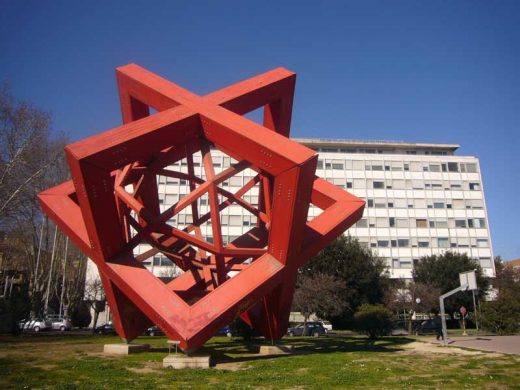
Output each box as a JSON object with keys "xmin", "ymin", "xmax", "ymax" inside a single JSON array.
[
  {"xmin": 472, "ymin": 290, "xmax": 479, "ymax": 332},
  {"xmin": 43, "ymin": 225, "xmax": 58, "ymax": 316},
  {"xmin": 439, "ymin": 295, "xmax": 448, "ymax": 346},
  {"xmin": 439, "ymin": 284, "xmax": 468, "ymax": 346},
  {"xmin": 33, "ymin": 217, "xmax": 46, "ymax": 292},
  {"xmin": 59, "ymin": 237, "xmax": 69, "ymax": 318}
]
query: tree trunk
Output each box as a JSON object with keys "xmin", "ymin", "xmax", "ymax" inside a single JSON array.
[{"xmin": 91, "ymin": 309, "xmax": 100, "ymax": 334}]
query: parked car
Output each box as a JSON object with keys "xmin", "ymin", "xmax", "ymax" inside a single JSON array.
[
  {"xmin": 287, "ymin": 322, "xmax": 326, "ymax": 337},
  {"xmin": 215, "ymin": 325, "xmax": 232, "ymax": 337},
  {"xmin": 320, "ymin": 320, "xmax": 333, "ymax": 333},
  {"xmin": 95, "ymin": 323, "xmax": 116, "ymax": 335},
  {"xmin": 50, "ymin": 317, "xmax": 72, "ymax": 331},
  {"xmin": 22, "ymin": 318, "xmax": 52, "ymax": 332},
  {"xmin": 414, "ymin": 319, "xmax": 438, "ymax": 335},
  {"xmin": 145, "ymin": 325, "xmax": 165, "ymax": 337}
]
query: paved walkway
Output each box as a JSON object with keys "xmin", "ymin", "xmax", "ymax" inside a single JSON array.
[{"xmin": 422, "ymin": 335, "xmax": 520, "ymax": 355}]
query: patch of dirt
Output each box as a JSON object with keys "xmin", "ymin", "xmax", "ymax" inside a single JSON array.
[
  {"xmin": 33, "ymin": 364, "xmax": 57, "ymax": 371},
  {"xmin": 297, "ymin": 367, "xmax": 309, "ymax": 373},
  {"xmin": 214, "ymin": 361, "xmax": 247, "ymax": 371},
  {"xmin": 126, "ymin": 361, "xmax": 162, "ymax": 374},
  {"xmin": 126, "ymin": 366, "xmax": 160, "ymax": 374},
  {"xmin": 400, "ymin": 341, "xmax": 502, "ymax": 357}
]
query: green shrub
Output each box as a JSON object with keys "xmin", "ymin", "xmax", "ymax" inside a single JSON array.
[
  {"xmin": 480, "ymin": 291, "xmax": 520, "ymax": 335},
  {"xmin": 353, "ymin": 304, "xmax": 393, "ymax": 339}
]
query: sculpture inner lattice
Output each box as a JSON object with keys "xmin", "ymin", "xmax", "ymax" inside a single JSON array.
[{"xmin": 38, "ymin": 64, "xmax": 364, "ymax": 351}]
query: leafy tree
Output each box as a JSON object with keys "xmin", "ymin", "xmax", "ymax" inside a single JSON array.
[
  {"xmin": 480, "ymin": 290, "xmax": 520, "ymax": 335},
  {"xmin": 353, "ymin": 304, "xmax": 393, "ymax": 340},
  {"xmin": 302, "ymin": 235, "xmax": 389, "ymax": 328},
  {"xmin": 413, "ymin": 252, "xmax": 489, "ymax": 316},
  {"xmin": 292, "ymin": 273, "xmax": 346, "ymax": 332},
  {"xmin": 493, "ymin": 257, "xmax": 520, "ymax": 297},
  {"xmin": 480, "ymin": 257, "xmax": 520, "ymax": 335}
]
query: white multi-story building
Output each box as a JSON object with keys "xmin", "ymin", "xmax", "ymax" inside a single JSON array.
[
  {"xmin": 299, "ymin": 139, "xmax": 494, "ymax": 279},
  {"xmin": 87, "ymin": 138, "xmax": 495, "ymax": 284}
]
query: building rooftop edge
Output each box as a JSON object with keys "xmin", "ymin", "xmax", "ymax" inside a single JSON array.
[{"xmin": 293, "ymin": 137, "xmax": 460, "ymax": 151}]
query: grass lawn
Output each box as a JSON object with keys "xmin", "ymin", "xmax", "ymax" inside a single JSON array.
[{"xmin": 0, "ymin": 333, "xmax": 518, "ymax": 389}]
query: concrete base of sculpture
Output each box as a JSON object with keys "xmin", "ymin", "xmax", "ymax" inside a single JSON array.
[
  {"xmin": 163, "ymin": 354, "xmax": 212, "ymax": 369},
  {"xmin": 259, "ymin": 344, "xmax": 294, "ymax": 355},
  {"xmin": 103, "ymin": 343, "xmax": 150, "ymax": 355}
]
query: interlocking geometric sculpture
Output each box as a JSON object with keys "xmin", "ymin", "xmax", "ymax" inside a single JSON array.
[{"xmin": 38, "ymin": 64, "xmax": 364, "ymax": 352}]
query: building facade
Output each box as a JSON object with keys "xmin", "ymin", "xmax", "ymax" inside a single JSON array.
[
  {"xmin": 300, "ymin": 139, "xmax": 494, "ymax": 279},
  {"xmin": 87, "ymin": 138, "xmax": 495, "ymax": 285}
]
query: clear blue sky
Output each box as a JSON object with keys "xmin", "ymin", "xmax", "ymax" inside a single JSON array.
[{"xmin": 1, "ymin": 1, "xmax": 518, "ymax": 260}]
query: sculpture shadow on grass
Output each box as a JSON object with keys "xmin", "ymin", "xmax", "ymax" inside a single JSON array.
[{"xmin": 203, "ymin": 335, "xmax": 414, "ymax": 365}]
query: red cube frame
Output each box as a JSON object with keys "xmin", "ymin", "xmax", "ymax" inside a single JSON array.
[{"xmin": 38, "ymin": 64, "xmax": 364, "ymax": 351}]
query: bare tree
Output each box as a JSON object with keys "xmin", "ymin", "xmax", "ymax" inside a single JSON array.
[
  {"xmin": 0, "ymin": 85, "xmax": 84, "ymax": 323},
  {"xmin": 292, "ymin": 273, "xmax": 347, "ymax": 333},
  {"xmin": 84, "ymin": 277, "xmax": 105, "ymax": 332},
  {"xmin": 0, "ymin": 84, "xmax": 66, "ymax": 225}
]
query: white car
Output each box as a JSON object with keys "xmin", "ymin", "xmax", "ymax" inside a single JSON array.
[
  {"xmin": 22, "ymin": 318, "xmax": 52, "ymax": 332},
  {"xmin": 320, "ymin": 321, "xmax": 333, "ymax": 333}
]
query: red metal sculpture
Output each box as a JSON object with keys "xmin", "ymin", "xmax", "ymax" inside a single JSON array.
[{"xmin": 38, "ymin": 64, "xmax": 364, "ymax": 351}]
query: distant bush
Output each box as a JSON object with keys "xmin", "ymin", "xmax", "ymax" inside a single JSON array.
[
  {"xmin": 353, "ymin": 304, "xmax": 393, "ymax": 339},
  {"xmin": 70, "ymin": 302, "xmax": 91, "ymax": 328},
  {"xmin": 480, "ymin": 291, "xmax": 520, "ymax": 335}
]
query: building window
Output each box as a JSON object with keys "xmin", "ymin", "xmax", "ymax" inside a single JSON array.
[
  {"xmin": 479, "ymin": 257, "xmax": 492, "ymax": 267},
  {"xmin": 389, "ymin": 217, "xmax": 395, "ymax": 227},
  {"xmin": 436, "ymin": 219, "xmax": 448, "ymax": 228},
  {"xmin": 418, "ymin": 240, "xmax": 429, "ymax": 248},
  {"xmin": 416, "ymin": 219, "xmax": 428, "ymax": 228},
  {"xmin": 466, "ymin": 163, "xmax": 478, "ymax": 173},
  {"xmin": 346, "ymin": 182, "xmax": 353, "ymax": 189},
  {"xmin": 352, "ymin": 160, "xmax": 364, "ymax": 170},
  {"xmin": 437, "ymin": 238, "xmax": 449, "ymax": 248},
  {"xmin": 448, "ymin": 162, "xmax": 459, "ymax": 172},
  {"xmin": 374, "ymin": 199, "xmax": 386, "ymax": 208},
  {"xmin": 400, "ymin": 260, "xmax": 412, "ymax": 269},
  {"xmin": 377, "ymin": 240, "xmax": 389, "ymax": 247},
  {"xmin": 455, "ymin": 219, "xmax": 467, "ymax": 228},
  {"xmin": 373, "ymin": 181, "xmax": 385, "ymax": 189},
  {"xmin": 469, "ymin": 183, "xmax": 481, "ymax": 191},
  {"xmin": 356, "ymin": 219, "xmax": 368, "ymax": 228},
  {"xmin": 398, "ymin": 239, "xmax": 409, "ymax": 247},
  {"xmin": 396, "ymin": 218, "xmax": 409, "ymax": 228},
  {"xmin": 476, "ymin": 239, "xmax": 488, "ymax": 248}
]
